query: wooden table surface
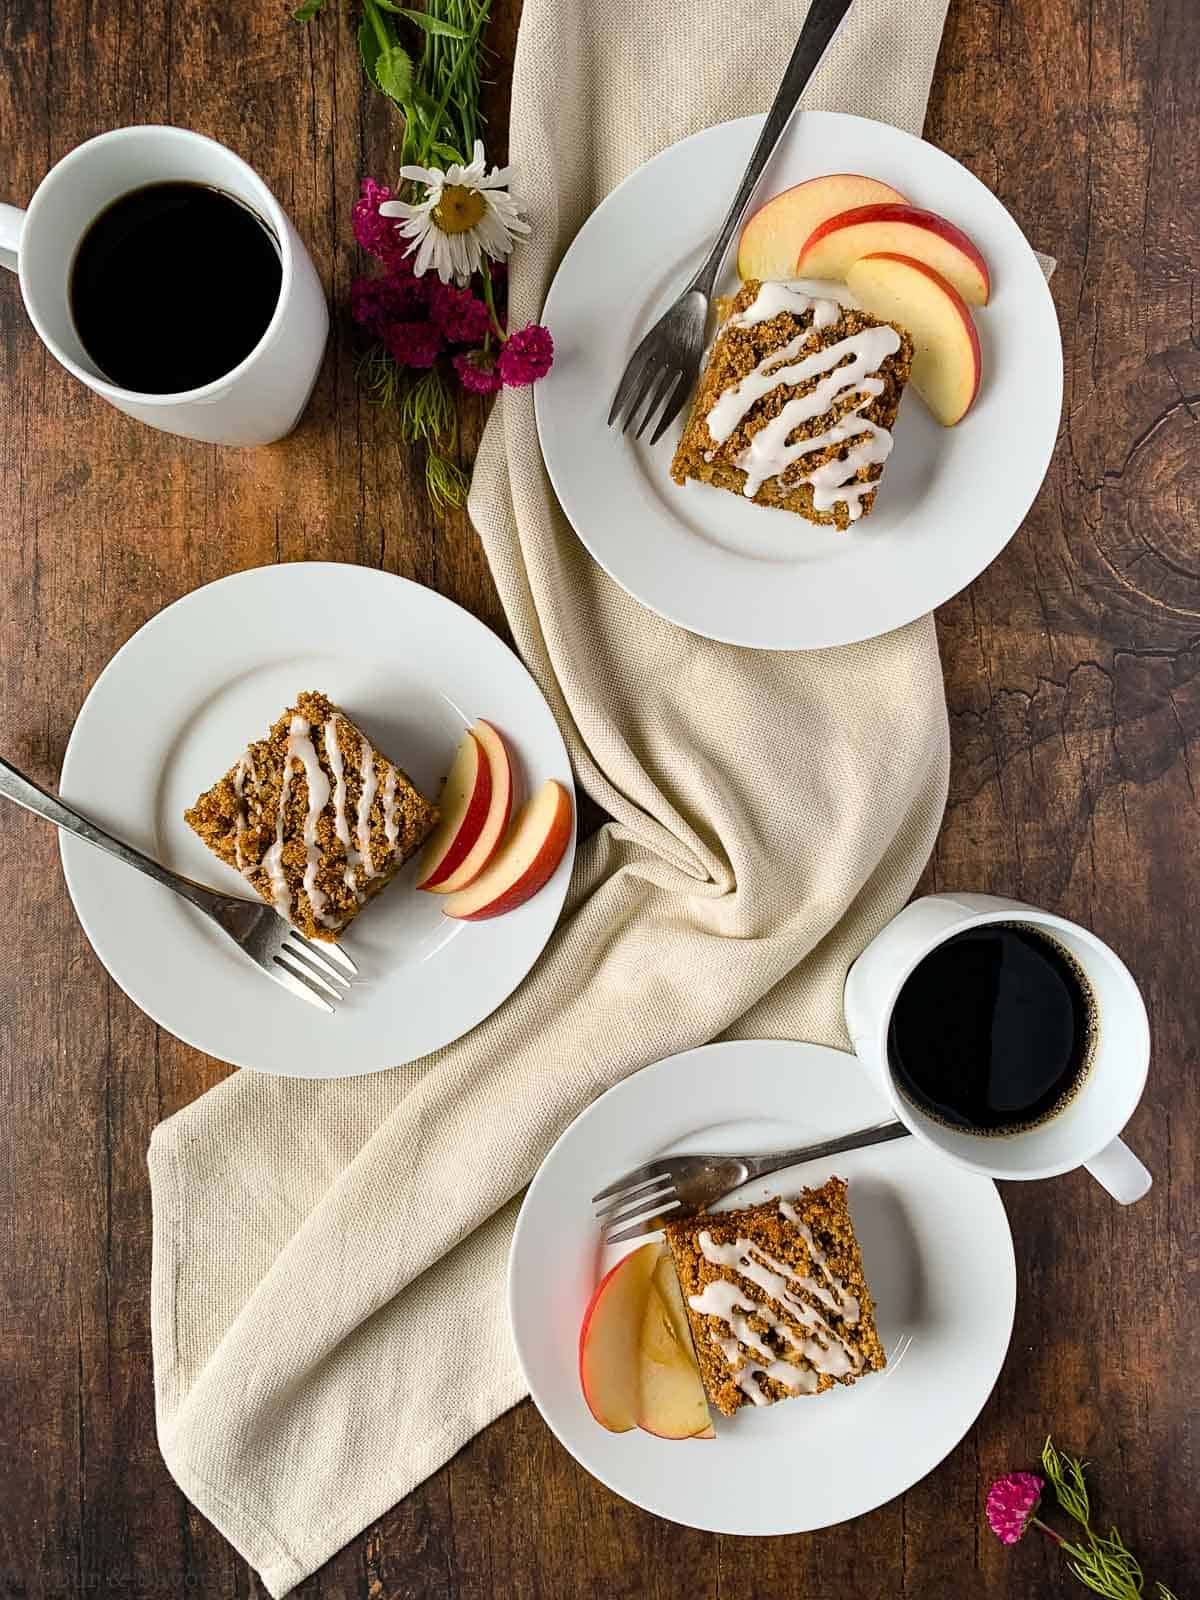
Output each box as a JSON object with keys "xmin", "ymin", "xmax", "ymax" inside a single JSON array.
[{"xmin": 1, "ymin": 0, "xmax": 1195, "ymax": 1595}]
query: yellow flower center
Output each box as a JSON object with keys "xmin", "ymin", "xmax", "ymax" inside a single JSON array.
[{"xmin": 432, "ymin": 185, "xmax": 486, "ymax": 234}]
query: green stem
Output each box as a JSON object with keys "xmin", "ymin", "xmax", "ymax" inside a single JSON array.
[
  {"xmin": 415, "ymin": 8, "xmax": 487, "ymax": 166},
  {"xmin": 363, "ymin": 0, "xmax": 392, "ymax": 56},
  {"xmin": 479, "ymin": 263, "xmax": 505, "ymax": 341},
  {"xmin": 1033, "ymin": 1518, "xmax": 1067, "ymax": 1547}
]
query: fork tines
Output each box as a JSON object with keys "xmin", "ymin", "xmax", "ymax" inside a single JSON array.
[
  {"xmin": 592, "ymin": 1167, "xmax": 683, "ymax": 1245},
  {"xmin": 607, "ymin": 347, "xmax": 687, "ymax": 444},
  {"xmin": 607, "ymin": 286, "xmax": 709, "ymax": 446},
  {"xmin": 271, "ymin": 933, "xmax": 356, "ymax": 1013}
]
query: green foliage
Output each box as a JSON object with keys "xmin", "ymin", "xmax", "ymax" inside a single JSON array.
[
  {"xmin": 374, "ymin": 40, "xmax": 415, "ymax": 102},
  {"xmin": 394, "ymin": 365, "xmax": 459, "ymax": 447},
  {"xmin": 355, "ymin": 350, "xmax": 466, "ymax": 512},
  {"xmin": 357, "ymin": 17, "xmax": 383, "ymax": 89},
  {"xmin": 379, "ymin": 4, "xmax": 472, "ymax": 41},
  {"xmin": 304, "ymin": 5, "xmax": 499, "ymax": 506},
  {"xmin": 354, "ymin": 342, "xmax": 404, "ymax": 409},
  {"xmin": 1040, "ymin": 1438, "xmax": 1179, "ymax": 1600},
  {"xmin": 1042, "ymin": 1438, "xmax": 1093, "ymax": 1531},
  {"xmin": 425, "ymin": 450, "xmax": 469, "ymax": 509},
  {"xmin": 295, "ymin": 0, "xmax": 493, "ymax": 167}
]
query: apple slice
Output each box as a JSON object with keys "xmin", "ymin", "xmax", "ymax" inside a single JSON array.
[
  {"xmin": 425, "ymin": 718, "xmax": 513, "ymax": 894},
  {"xmin": 651, "ymin": 1251, "xmax": 696, "ymax": 1352},
  {"xmin": 737, "ymin": 174, "xmax": 909, "ymax": 282},
  {"xmin": 442, "ymin": 779, "xmax": 572, "ymax": 920},
  {"xmin": 415, "ymin": 729, "xmax": 492, "ymax": 889},
  {"xmin": 798, "ymin": 203, "xmax": 990, "ymax": 305},
  {"xmin": 637, "ymin": 1256, "xmax": 712, "ymax": 1439},
  {"xmin": 579, "ymin": 1242, "xmax": 661, "ymax": 1432},
  {"xmin": 847, "ymin": 252, "xmax": 982, "ymax": 426}
]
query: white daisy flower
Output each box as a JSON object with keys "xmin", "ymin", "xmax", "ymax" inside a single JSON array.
[{"xmin": 379, "ymin": 140, "xmax": 531, "ymax": 284}]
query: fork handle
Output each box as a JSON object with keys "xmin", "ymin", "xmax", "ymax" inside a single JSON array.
[
  {"xmin": 687, "ymin": 0, "xmax": 855, "ymax": 298},
  {"xmin": 736, "ymin": 1118, "xmax": 911, "ymax": 1182},
  {"xmin": 0, "ymin": 753, "xmax": 226, "ymax": 915}
]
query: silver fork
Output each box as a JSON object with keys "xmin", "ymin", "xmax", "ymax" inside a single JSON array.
[
  {"xmin": 606, "ymin": 0, "xmax": 855, "ymax": 444},
  {"xmin": 0, "ymin": 753, "xmax": 356, "ymax": 1012},
  {"xmin": 592, "ymin": 1119, "xmax": 909, "ymax": 1245}
]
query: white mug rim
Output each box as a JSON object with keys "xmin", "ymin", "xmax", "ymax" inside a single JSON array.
[
  {"xmin": 17, "ymin": 125, "xmax": 295, "ymax": 407},
  {"xmin": 864, "ymin": 904, "xmax": 1150, "ymax": 1181}
]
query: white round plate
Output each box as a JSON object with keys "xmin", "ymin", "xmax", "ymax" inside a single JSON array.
[
  {"xmin": 508, "ymin": 1039, "xmax": 1015, "ymax": 1534},
  {"xmin": 535, "ymin": 112, "xmax": 1062, "ymax": 649},
  {"xmin": 59, "ymin": 562, "xmax": 575, "ymax": 1076}
]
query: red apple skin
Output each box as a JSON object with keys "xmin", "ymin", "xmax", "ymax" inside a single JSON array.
[
  {"xmin": 578, "ymin": 1243, "xmax": 660, "ymax": 1432},
  {"xmin": 638, "ymin": 1418, "xmax": 714, "ymax": 1440},
  {"xmin": 428, "ymin": 718, "xmax": 514, "ymax": 894},
  {"xmin": 443, "ymin": 780, "xmax": 572, "ymax": 921},
  {"xmin": 849, "ymin": 252, "xmax": 982, "ymax": 424},
  {"xmin": 798, "ymin": 203, "xmax": 991, "ymax": 304},
  {"xmin": 736, "ymin": 173, "xmax": 908, "ymax": 281},
  {"xmin": 416, "ymin": 730, "xmax": 492, "ymax": 889}
]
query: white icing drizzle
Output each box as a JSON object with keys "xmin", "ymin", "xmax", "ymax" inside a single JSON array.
[
  {"xmin": 287, "ymin": 714, "xmax": 335, "ymax": 928},
  {"xmin": 324, "ymin": 715, "xmax": 376, "ymax": 892},
  {"xmin": 231, "ymin": 709, "xmax": 397, "ymax": 927},
  {"xmin": 381, "ymin": 768, "xmax": 400, "ymax": 854},
  {"xmin": 231, "ymin": 751, "xmax": 257, "ymax": 874},
  {"xmin": 355, "ymin": 735, "xmax": 379, "ymax": 880},
  {"xmin": 261, "ymin": 755, "xmax": 294, "ymax": 921},
  {"xmin": 706, "ymin": 308, "xmax": 901, "ymax": 519},
  {"xmin": 688, "ymin": 1202, "xmax": 863, "ymax": 1405},
  {"xmin": 322, "ymin": 718, "xmax": 355, "ymax": 857},
  {"xmin": 724, "ymin": 282, "xmax": 842, "ymax": 333},
  {"xmin": 712, "ymin": 1332, "xmax": 820, "ymax": 1405},
  {"xmin": 708, "ymin": 321, "xmax": 898, "ymax": 444},
  {"xmin": 691, "ymin": 1278, "xmax": 782, "ymax": 1359},
  {"xmin": 767, "ymin": 416, "xmax": 893, "ymax": 517},
  {"xmin": 780, "ymin": 1203, "xmax": 862, "ymax": 1323}
]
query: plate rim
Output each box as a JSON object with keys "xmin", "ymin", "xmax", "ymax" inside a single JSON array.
[
  {"xmin": 507, "ymin": 1036, "xmax": 1017, "ymax": 1535},
  {"xmin": 535, "ymin": 109, "xmax": 1064, "ymax": 650},
  {"xmin": 58, "ymin": 559, "xmax": 576, "ymax": 1076}
]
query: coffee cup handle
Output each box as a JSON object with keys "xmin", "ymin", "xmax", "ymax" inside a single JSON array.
[
  {"xmin": 1083, "ymin": 1136, "xmax": 1152, "ymax": 1204},
  {"xmin": 0, "ymin": 204, "xmax": 25, "ymax": 273}
]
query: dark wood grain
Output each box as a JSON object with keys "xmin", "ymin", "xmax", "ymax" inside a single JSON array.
[{"xmin": 0, "ymin": 0, "xmax": 1195, "ymax": 1596}]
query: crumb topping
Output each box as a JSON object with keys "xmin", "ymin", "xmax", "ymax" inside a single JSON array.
[{"xmin": 184, "ymin": 690, "xmax": 438, "ymax": 940}]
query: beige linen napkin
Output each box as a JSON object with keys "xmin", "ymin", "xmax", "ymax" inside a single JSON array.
[{"xmin": 148, "ymin": 0, "xmax": 952, "ymax": 1591}]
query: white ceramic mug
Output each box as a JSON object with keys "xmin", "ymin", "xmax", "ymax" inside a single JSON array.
[
  {"xmin": 0, "ymin": 126, "xmax": 328, "ymax": 446},
  {"xmin": 844, "ymin": 892, "xmax": 1152, "ymax": 1203}
]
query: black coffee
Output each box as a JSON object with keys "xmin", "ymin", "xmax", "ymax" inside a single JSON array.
[
  {"xmin": 887, "ymin": 923, "xmax": 1096, "ymax": 1135},
  {"xmin": 70, "ymin": 182, "xmax": 282, "ymax": 394}
]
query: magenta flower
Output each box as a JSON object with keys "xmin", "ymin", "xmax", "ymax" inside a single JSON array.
[
  {"xmin": 497, "ymin": 323, "xmax": 554, "ymax": 386},
  {"xmin": 453, "ymin": 348, "xmax": 502, "ymax": 395},
  {"xmin": 350, "ymin": 273, "xmax": 428, "ymax": 336},
  {"xmin": 429, "ymin": 281, "xmax": 492, "ymax": 345},
  {"xmin": 352, "ymin": 179, "xmax": 416, "ymax": 269},
  {"xmin": 986, "ymin": 1473, "xmax": 1045, "ymax": 1545},
  {"xmin": 384, "ymin": 319, "xmax": 443, "ymax": 370}
]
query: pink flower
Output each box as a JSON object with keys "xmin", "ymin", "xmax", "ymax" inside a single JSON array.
[
  {"xmin": 351, "ymin": 273, "xmax": 428, "ymax": 335},
  {"xmin": 453, "ymin": 348, "xmax": 502, "ymax": 395},
  {"xmin": 986, "ymin": 1473, "xmax": 1044, "ymax": 1545},
  {"xmin": 383, "ymin": 319, "xmax": 443, "ymax": 370},
  {"xmin": 497, "ymin": 323, "xmax": 554, "ymax": 386},
  {"xmin": 429, "ymin": 282, "xmax": 491, "ymax": 345},
  {"xmin": 353, "ymin": 179, "xmax": 416, "ymax": 269}
]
